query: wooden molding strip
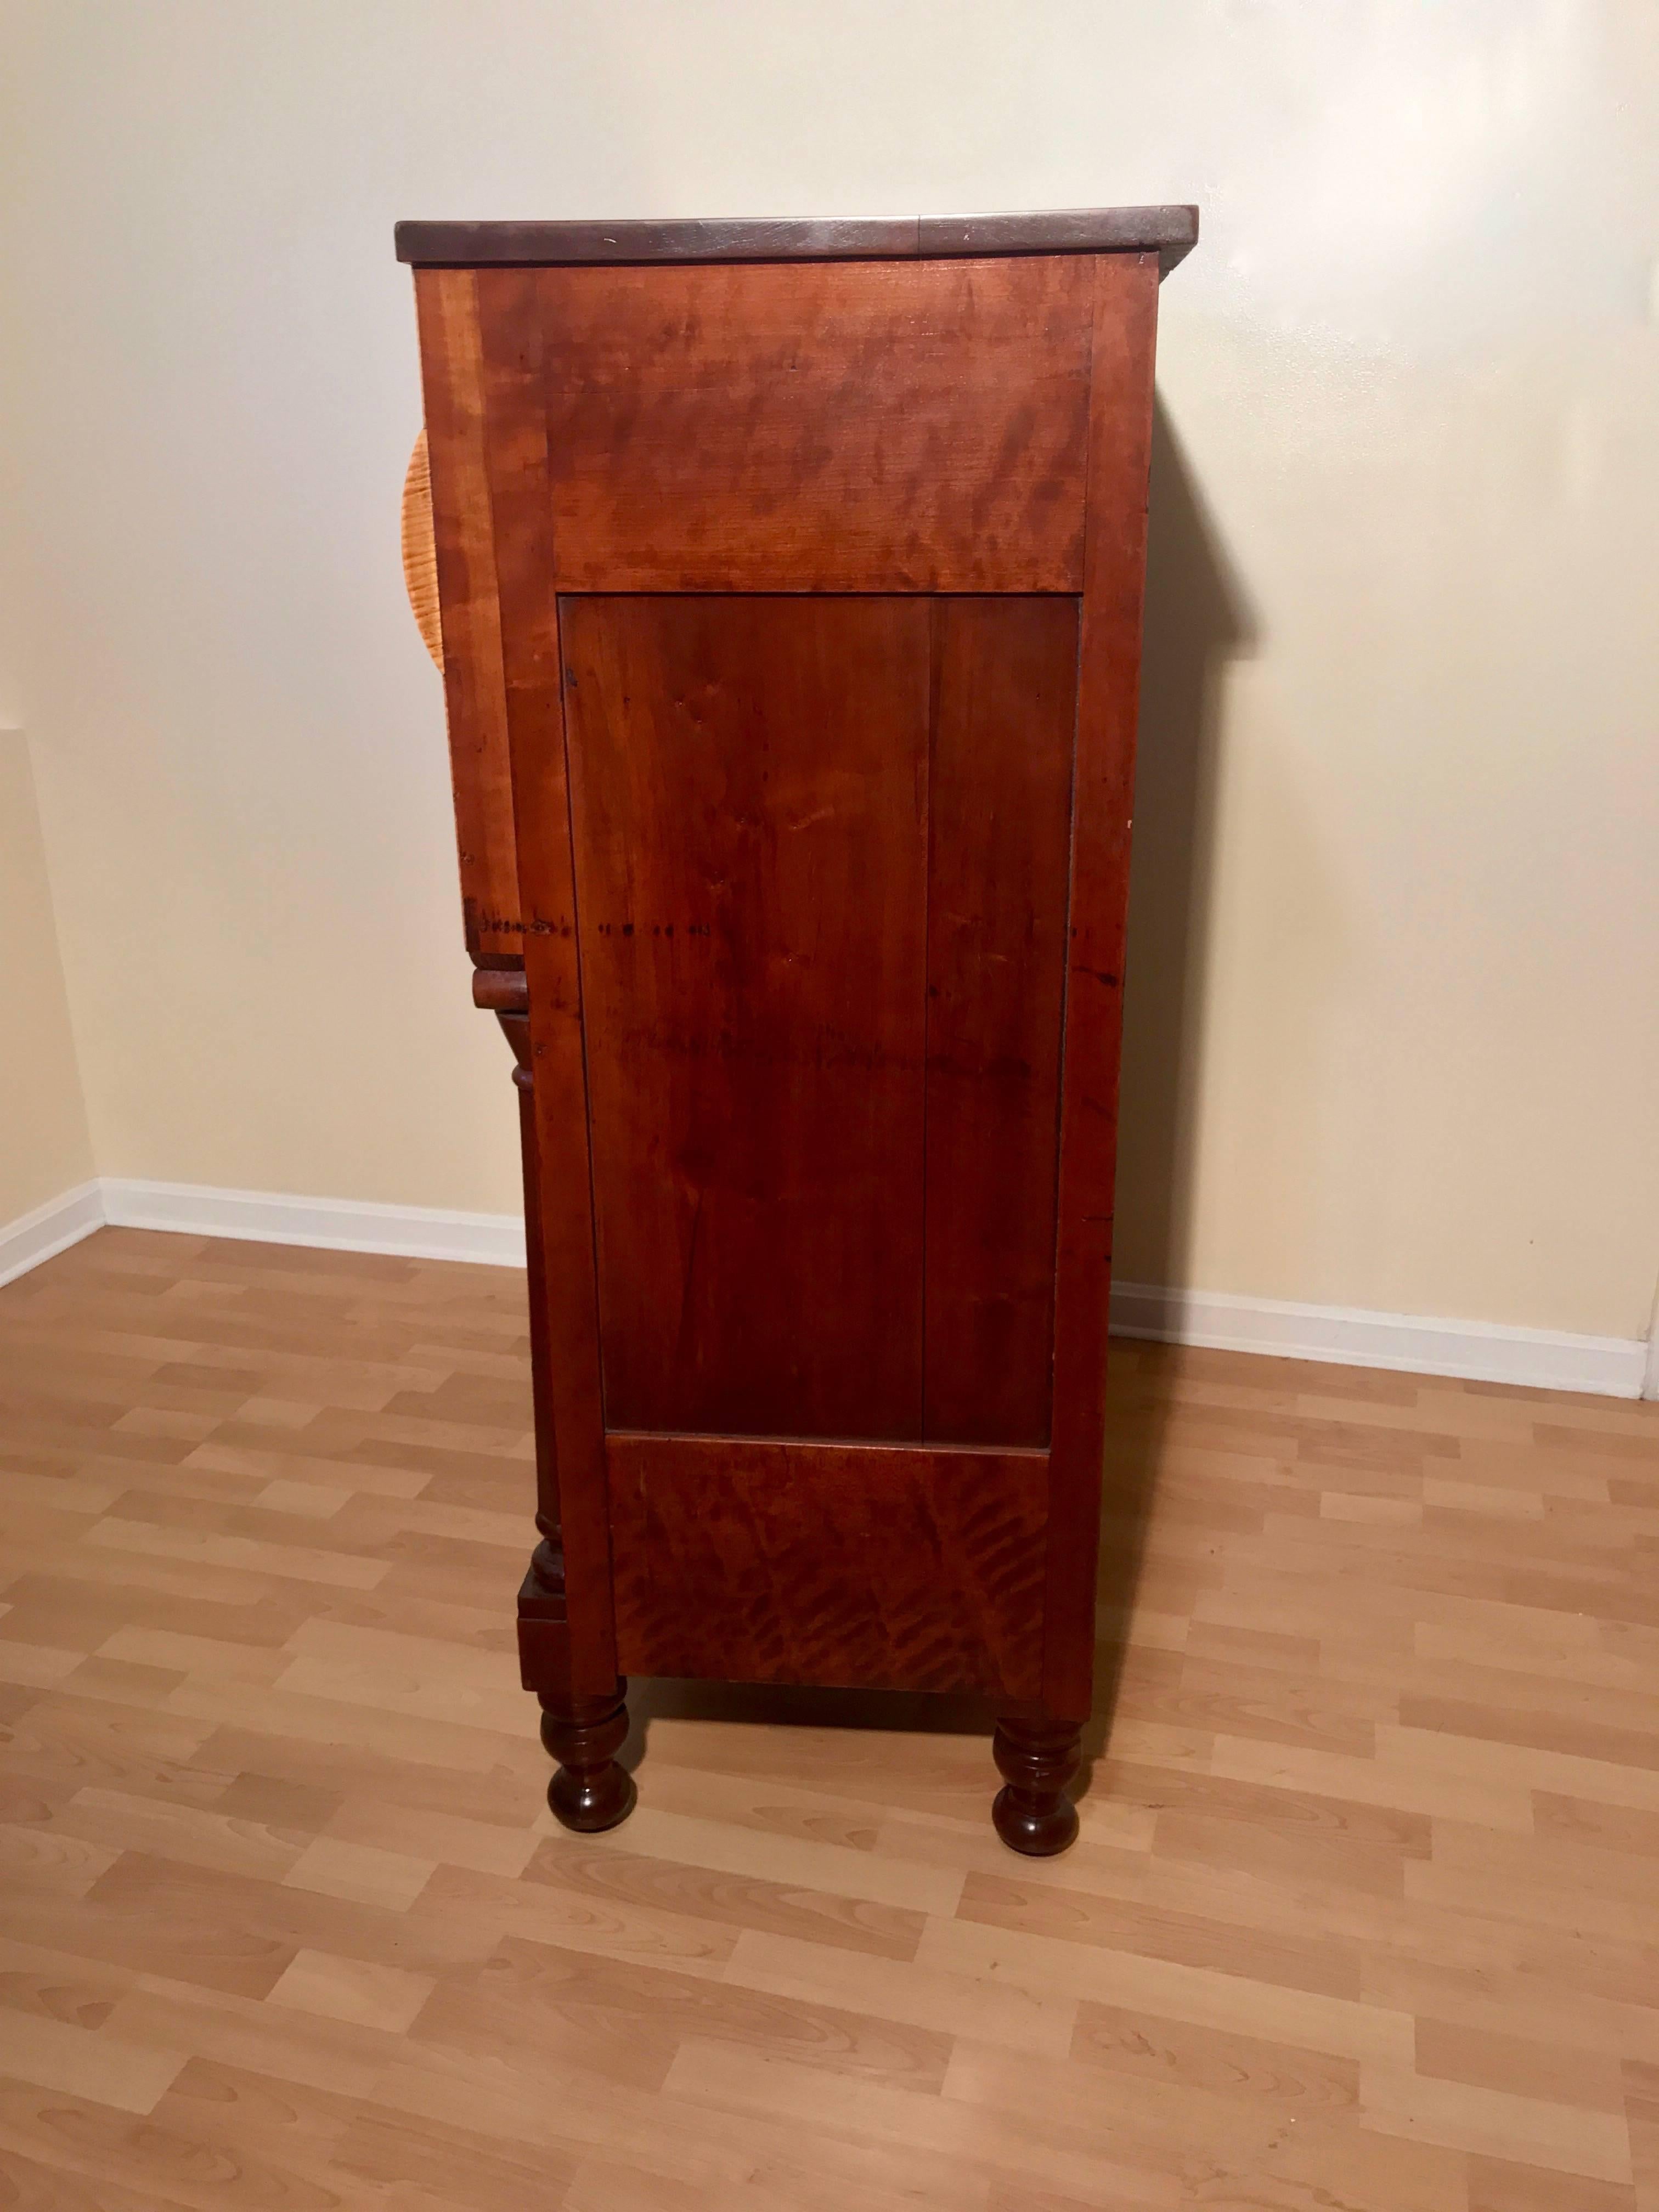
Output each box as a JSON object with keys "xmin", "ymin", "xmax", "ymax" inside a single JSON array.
[
  {"xmin": 0, "ymin": 1181, "xmax": 103, "ymax": 1290},
  {"xmin": 395, "ymin": 206, "xmax": 1200, "ymax": 278}
]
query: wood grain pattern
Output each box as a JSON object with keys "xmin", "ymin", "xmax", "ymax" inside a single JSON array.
[
  {"xmin": 399, "ymin": 428, "xmax": 443, "ymax": 670},
  {"xmin": 410, "ymin": 269, "xmax": 521, "ymax": 960},
  {"xmin": 396, "ymin": 204, "xmax": 1201, "ymax": 275},
  {"xmin": 606, "ymin": 1432, "xmax": 1048, "ymax": 1698},
  {"xmin": 2, "ymin": 1227, "xmax": 1655, "ymax": 2208},
  {"xmin": 531, "ymin": 257, "xmax": 1094, "ymax": 591},
  {"xmin": 923, "ymin": 596, "xmax": 1077, "ymax": 1448},
  {"xmin": 1043, "ymin": 251, "xmax": 1163, "ymax": 1723},
  {"xmin": 561, "ymin": 594, "xmax": 930, "ymax": 1441},
  {"xmin": 473, "ymin": 273, "xmax": 616, "ymax": 1696}
]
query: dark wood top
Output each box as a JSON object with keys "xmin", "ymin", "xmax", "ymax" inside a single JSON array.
[{"xmin": 395, "ymin": 206, "xmax": 1198, "ymax": 278}]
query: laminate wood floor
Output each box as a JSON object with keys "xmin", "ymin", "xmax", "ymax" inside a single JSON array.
[{"xmin": 1, "ymin": 1227, "xmax": 1655, "ymax": 2209}]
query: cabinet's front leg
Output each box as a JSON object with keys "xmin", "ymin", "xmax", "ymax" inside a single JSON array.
[
  {"xmin": 475, "ymin": 963, "xmax": 637, "ymax": 1837},
  {"xmin": 539, "ymin": 1679, "xmax": 636, "ymax": 1832},
  {"xmin": 991, "ymin": 1712, "xmax": 1082, "ymax": 1855}
]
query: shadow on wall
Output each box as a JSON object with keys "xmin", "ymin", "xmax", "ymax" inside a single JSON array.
[
  {"xmin": 1116, "ymin": 396, "xmax": 1260, "ymax": 1309},
  {"xmin": 1082, "ymin": 397, "xmax": 1260, "ymax": 1792},
  {"xmin": 627, "ymin": 400, "xmax": 1260, "ymax": 1809}
]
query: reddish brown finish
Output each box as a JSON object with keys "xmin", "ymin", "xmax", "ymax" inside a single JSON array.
[
  {"xmin": 1042, "ymin": 252, "xmax": 1163, "ymax": 1723},
  {"xmin": 606, "ymin": 1433, "xmax": 1048, "ymax": 1699},
  {"xmin": 562, "ymin": 594, "xmax": 931, "ymax": 1440},
  {"xmin": 411, "ymin": 270, "xmax": 520, "ymax": 960},
  {"xmin": 532, "ymin": 258, "xmax": 1094, "ymax": 592},
  {"xmin": 472, "ymin": 270, "xmax": 617, "ymax": 1698},
  {"xmin": 477, "ymin": 970, "xmax": 570, "ymax": 1702},
  {"xmin": 923, "ymin": 596, "xmax": 1077, "ymax": 1447},
  {"xmin": 498, "ymin": 1008, "xmax": 578, "ymax": 1718},
  {"xmin": 404, "ymin": 213, "xmax": 1186, "ymax": 1852}
]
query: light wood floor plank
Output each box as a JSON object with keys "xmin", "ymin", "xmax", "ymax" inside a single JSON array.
[{"xmin": 0, "ymin": 1227, "xmax": 1655, "ymax": 2209}]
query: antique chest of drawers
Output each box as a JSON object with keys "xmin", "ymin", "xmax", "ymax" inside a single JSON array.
[{"xmin": 397, "ymin": 206, "xmax": 1195, "ymax": 1851}]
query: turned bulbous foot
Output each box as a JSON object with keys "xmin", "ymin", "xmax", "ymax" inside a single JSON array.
[
  {"xmin": 991, "ymin": 1713, "xmax": 1081, "ymax": 1856},
  {"xmin": 539, "ymin": 1680, "xmax": 636, "ymax": 1833}
]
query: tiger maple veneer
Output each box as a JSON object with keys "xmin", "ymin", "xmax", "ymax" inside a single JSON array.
[{"xmin": 398, "ymin": 206, "xmax": 1197, "ymax": 1854}]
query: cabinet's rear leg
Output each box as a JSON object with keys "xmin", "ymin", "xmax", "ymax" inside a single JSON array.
[
  {"xmin": 991, "ymin": 1712, "xmax": 1081, "ymax": 1856},
  {"xmin": 539, "ymin": 1679, "xmax": 636, "ymax": 1833},
  {"xmin": 486, "ymin": 970, "xmax": 637, "ymax": 1842}
]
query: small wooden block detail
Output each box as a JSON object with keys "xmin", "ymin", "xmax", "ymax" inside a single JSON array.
[
  {"xmin": 516, "ymin": 1607, "xmax": 572, "ymax": 1699},
  {"xmin": 606, "ymin": 1432, "xmax": 1048, "ymax": 1700}
]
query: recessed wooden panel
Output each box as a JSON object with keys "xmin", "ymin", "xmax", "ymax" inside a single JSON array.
[
  {"xmin": 607, "ymin": 1432, "xmax": 1048, "ymax": 1698},
  {"xmin": 512, "ymin": 256, "xmax": 1093, "ymax": 592},
  {"xmin": 924, "ymin": 597, "xmax": 1078, "ymax": 1448},
  {"xmin": 562, "ymin": 595, "xmax": 930, "ymax": 1441},
  {"xmin": 411, "ymin": 269, "xmax": 521, "ymax": 960}
]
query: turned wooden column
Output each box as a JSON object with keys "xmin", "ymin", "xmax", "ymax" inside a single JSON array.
[
  {"xmin": 992, "ymin": 1712, "xmax": 1083, "ymax": 1856},
  {"xmin": 472, "ymin": 964, "xmax": 633, "ymax": 1832}
]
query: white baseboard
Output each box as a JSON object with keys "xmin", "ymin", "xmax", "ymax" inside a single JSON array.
[
  {"xmin": 100, "ymin": 1178, "xmax": 527, "ymax": 1268},
  {"xmin": 0, "ymin": 1179, "xmax": 1646, "ymax": 1398},
  {"xmin": 0, "ymin": 1180, "xmax": 104, "ymax": 1288},
  {"xmin": 1108, "ymin": 1280, "xmax": 1647, "ymax": 1400}
]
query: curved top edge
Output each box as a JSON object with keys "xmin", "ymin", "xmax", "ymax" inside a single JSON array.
[{"xmin": 394, "ymin": 206, "xmax": 1199, "ymax": 278}]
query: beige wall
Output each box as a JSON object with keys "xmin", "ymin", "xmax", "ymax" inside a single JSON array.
[
  {"xmin": 2, "ymin": 3, "xmax": 1655, "ymax": 1338},
  {"xmin": 0, "ymin": 731, "xmax": 94, "ymax": 1223}
]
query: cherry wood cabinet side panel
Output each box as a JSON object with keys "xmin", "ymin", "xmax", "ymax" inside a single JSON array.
[
  {"xmin": 411, "ymin": 269, "xmax": 522, "ymax": 961},
  {"xmin": 535, "ymin": 256, "xmax": 1093, "ymax": 592},
  {"xmin": 607, "ymin": 1432, "xmax": 1047, "ymax": 1699},
  {"xmin": 1043, "ymin": 253, "xmax": 1161, "ymax": 1722},
  {"xmin": 923, "ymin": 596, "xmax": 1079, "ymax": 1448},
  {"xmin": 473, "ymin": 269, "xmax": 616, "ymax": 1693},
  {"xmin": 561, "ymin": 594, "xmax": 930, "ymax": 1441}
]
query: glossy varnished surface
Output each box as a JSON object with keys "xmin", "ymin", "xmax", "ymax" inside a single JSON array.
[
  {"xmin": 412, "ymin": 270, "xmax": 520, "ymax": 961},
  {"xmin": 561, "ymin": 592, "xmax": 1082, "ymax": 1451},
  {"xmin": 410, "ymin": 233, "xmax": 1169, "ymax": 1799},
  {"xmin": 606, "ymin": 1432, "xmax": 1047, "ymax": 1698},
  {"xmin": 475, "ymin": 270, "xmax": 619, "ymax": 1695},
  {"xmin": 2, "ymin": 1229, "xmax": 1656, "ymax": 2207},
  {"xmin": 924, "ymin": 596, "xmax": 1077, "ymax": 1446},
  {"xmin": 1044, "ymin": 250, "xmax": 1163, "ymax": 1720},
  {"xmin": 520, "ymin": 257, "xmax": 1094, "ymax": 592},
  {"xmin": 562, "ymin": 594, "xmax": 932, "ymax": 1441}
]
